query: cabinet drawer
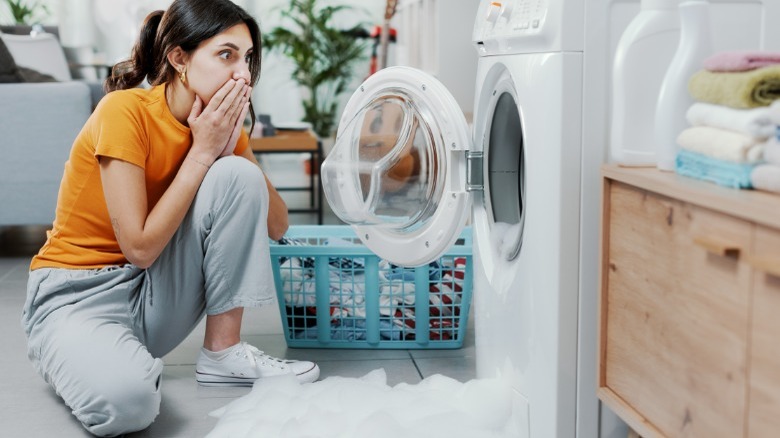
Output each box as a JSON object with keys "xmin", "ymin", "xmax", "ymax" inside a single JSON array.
[
  {"xmin": 747, "ymin": 225, "xmax": 780, "ymax": 437},
  {"xmin": 602, "ymin": 182, "xmax": 752, "ymax": 437}
]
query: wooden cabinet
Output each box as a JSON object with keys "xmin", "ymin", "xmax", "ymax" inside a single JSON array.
[
  {"xmin": 747, "ymin": 226, "xmax": 780, "ymax": 437},
  {"xmin": 598, "ymin": 166, "xmax": 780, "ymax": 438}
]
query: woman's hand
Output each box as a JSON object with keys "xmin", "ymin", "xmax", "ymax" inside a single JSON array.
[
  {"xmin": 220, "ymin": 84, "xmax": 251, "ymax": 157},
  {"xmin": 187, "ymin": 78, "xmax": 251, "ymax": 163}
]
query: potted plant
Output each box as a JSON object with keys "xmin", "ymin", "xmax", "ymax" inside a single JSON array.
[
  {"xmin": 263, "ymin": 0, "xmax": 368, "ymax": 139},
  {"xmin": 3, "ymin": 0, "xmax": 48, "ymax": 25},
  {"xmin": 1, "ymin": 0, "xmax": 56, "ymax": 37}
]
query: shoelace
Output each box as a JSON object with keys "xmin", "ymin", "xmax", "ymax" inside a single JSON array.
[{"xmin": 236, "ymin": 342, "xmax": 288, "ymax": 370}]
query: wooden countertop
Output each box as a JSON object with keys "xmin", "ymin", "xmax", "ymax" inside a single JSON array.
[{"xmin": 602, "ymin": 164, "xmax": 780, "ymax": 230}]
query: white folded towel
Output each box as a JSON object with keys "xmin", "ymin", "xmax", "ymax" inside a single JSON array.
[
  {"xmin": 763, "ymin": 137, "xmax": 780, "ymax": 165},
  {"xmin": 770, "ymin": 100, "xmax": 780, "ymax": 124},
  {"xmin": 676, "ymin": 126, "xmax": 765, "ymax": 163},
  {"xmin": 685, "ymin": 102, "xmax": 776, "ymax": 139},
  {"xmin": 751, "ymin": 164, "xmax": 780, "ymax": 193}
]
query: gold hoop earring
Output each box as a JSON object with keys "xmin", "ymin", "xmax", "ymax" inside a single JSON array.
[{"xmin": 179, "ymin": 67, "xmax": 187, "ymax": 85}]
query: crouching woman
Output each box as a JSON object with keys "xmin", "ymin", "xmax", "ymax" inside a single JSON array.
[{"xmin": 21, "ymin": 1, "xmax": 319, "ymax": 436}]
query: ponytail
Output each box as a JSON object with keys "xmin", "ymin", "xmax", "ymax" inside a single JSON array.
[{"xmin": 104, "ymin": 10, "xmax": 165, "ymax": 93}]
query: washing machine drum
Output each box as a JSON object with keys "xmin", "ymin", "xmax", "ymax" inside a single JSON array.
[{"xmin": 321, "ymin": 67, "xmax": 472, "ymax": 267}]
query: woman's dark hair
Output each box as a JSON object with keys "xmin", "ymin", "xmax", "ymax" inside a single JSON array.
[{"xmin": 105, "ymin": 0, "xmax": 262, "ymax": 126}]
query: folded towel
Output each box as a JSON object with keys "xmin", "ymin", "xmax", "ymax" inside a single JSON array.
[
  {"xmin": 676, "ymin": 149, "xmax": 755, "ymax": 189},
  {"xmin": 677, "ymin": 126, "xmax": 765, "ymax": 163},
  {"xmin": 751, "ymin": 164, "xmax": 780, "ymax": 193},
  {"xmin": 688, "ymin": 66, "xmax": 780, "ymax": 109},
  {"xmin": 685, "ymin": 103, "xmax": 776, "ymax": 138},
  {"xmin": 703, "ymin": 51, "xmax": 780, "ymax": 72},
  {"xmin": 770, "ymin": 100, "xmax": 780, "ymax": 125},
  {"xmin": 762, "ymin": 138, "xmax": 780, "ymax": 165}
]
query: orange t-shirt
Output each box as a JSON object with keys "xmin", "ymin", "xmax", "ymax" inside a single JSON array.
[{"xmin": 31, "ymin": 83, "xmax": 249, "ymax": 270}]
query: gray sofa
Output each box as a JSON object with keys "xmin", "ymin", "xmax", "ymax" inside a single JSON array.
[{"xmin": 0, "ymin": 81, "xmax": 91, "ymax": 226}]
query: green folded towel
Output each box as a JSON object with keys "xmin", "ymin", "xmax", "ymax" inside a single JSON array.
[{"xmin": 688, "ymin": 65, "xmax": 780, "ymax": 109}]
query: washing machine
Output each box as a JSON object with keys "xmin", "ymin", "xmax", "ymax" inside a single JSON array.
[
  {"xmin": 322, "ymin": 1, "xmax": 591, "ymax": 436},
  {"xmin": 319, "ymin": 0, "xmax": 779, "ymax": 437},
  {"xmin": 320, "ymin": 0, "xmax": 591, "ymax": 436}
]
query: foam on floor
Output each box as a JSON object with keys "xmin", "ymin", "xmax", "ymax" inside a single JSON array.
[{"xmin": 207, "ymin": 369, "xmax": 521, "ymax": 438}]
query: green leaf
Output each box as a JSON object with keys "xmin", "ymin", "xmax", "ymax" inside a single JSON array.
[{"xmin": 4, "ymin": 0, "xmax": 49, "ymax": 25}]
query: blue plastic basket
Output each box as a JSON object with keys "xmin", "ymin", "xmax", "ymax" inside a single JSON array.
[{"xmin": 270, "ymin": 225, "xmax": 473, "ymax": 349}]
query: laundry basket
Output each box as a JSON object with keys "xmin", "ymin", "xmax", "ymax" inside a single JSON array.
[{"xmin": 270, "ymin": 225, "xmax": 473, "ymax": 349}]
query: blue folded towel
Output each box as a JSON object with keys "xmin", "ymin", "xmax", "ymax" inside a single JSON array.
[{"xmin": 675, "ymin": 149, "xmax": 756, "ymax": 189}]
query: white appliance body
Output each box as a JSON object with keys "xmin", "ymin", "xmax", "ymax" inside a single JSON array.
[
  {"xmin": 471, "ymin": 3, "xmax": 586, "ymax": 437},
  {"xmin": 470, "ymin": 52, "xmax": 583, "ymax": 438},
  {"xmin": 472, "ymin": 1, "xmax": 780, "ymax": 437},
  {"xmin": 321, "ymin": 1, "xmax": 779, "ymax": 437}
]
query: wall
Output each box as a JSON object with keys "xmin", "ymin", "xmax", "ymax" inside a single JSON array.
[
  {"xmin": 30, "ymin": 0, "xmax": 478, "ymax": 133},
  {"xmin": 4, "ymin": 0, "xmax": 478, "ymax": 136},
  {"xmin": 394, "ymin": 0, "xmax": 478, "ymax": 117}
]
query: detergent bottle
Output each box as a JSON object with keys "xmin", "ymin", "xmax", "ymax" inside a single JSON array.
[
  {"xmin": 610, "ymin": 0, "xmax": 681, "ymax": 166},
  {"xmin": 655, "ymin": 0, "xmax": 712, "ymax": 171}
]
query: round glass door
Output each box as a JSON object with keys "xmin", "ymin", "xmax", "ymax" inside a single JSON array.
[
  {"xmin": 322, "ymin": 92, "xmax": 443, "ymax": 230},
  {"xmin": 321, "ymin": 67, "xmax": 472, "ymax": 267}
]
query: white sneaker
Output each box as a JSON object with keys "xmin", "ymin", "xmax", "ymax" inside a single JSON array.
[{"xmin": 196, "ymin": 342, "xmax": 320, "ymax": 386}]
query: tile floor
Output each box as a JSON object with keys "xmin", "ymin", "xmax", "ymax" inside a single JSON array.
[{"xmin": 0, "ymin": 157, "xmax": 476, "ymax": 437}]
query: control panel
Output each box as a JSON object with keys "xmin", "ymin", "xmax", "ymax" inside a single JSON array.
[
  {"xmin": 472, "ymin": 0, "xmax": 580, "ymax": 55},
  {"xmin": 477, "ymin": 0, "xmax": 549, "ymax": 38}
]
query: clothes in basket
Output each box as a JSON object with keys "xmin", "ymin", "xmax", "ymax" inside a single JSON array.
[{"xmin": 271, "ymin": 227, "xmax": 472, "ymax": 349}]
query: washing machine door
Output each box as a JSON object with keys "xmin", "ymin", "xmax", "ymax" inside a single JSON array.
[{"xmin": 321, "ymin": 66, "xmax": 472, "ymax": 267}]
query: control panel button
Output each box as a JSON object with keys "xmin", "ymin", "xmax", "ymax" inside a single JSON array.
[
  {"xmin": 486, "ymin": 2, "xmax": 502, "ymax": 23},
  {"xmin": 500, "ymin": 2, "xmax": 513, "ymax": 19}
]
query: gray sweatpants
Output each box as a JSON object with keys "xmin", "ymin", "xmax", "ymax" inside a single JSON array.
[{"xmin": 20, "ymin": 157, "xmax": 277, "ymax": 437}]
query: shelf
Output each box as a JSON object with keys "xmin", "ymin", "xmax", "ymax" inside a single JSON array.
[{"xmin": 602, "ymin": 164, "xmax": 780, "ymax": 231}]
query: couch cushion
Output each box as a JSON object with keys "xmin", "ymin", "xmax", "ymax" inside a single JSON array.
[
  {"xmin": 0, "ymin": 37, "xmax": 22, "ymax": 82},
  {"xmin": 0, "ymin": 36, "xmax": 57, "ymax": 83},
  {"xmin": 17, "ymin": 65, "xmax": 56, "ymax": 82},
  {"xmin": 0, "ymin": 81, "xmax": 91, "ymax": 226}
]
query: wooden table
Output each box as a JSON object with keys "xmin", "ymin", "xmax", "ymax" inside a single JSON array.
[{"xmin": 249, "ymin": 129, "xmax": 323, "ymax": 224}]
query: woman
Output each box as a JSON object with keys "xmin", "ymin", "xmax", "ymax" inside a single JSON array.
[{"xmin": 20, "ymin": 1, "xmax": 319, "ymax": 436}]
